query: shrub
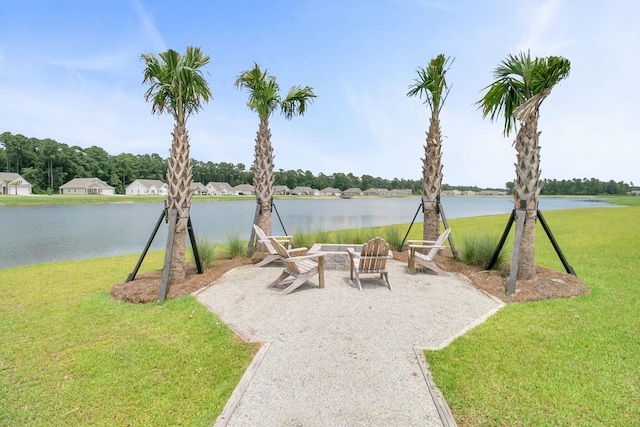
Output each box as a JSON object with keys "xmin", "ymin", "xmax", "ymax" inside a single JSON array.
[
  {"xmin": 292, "ymin": 228, "xmax": 314, "ymax": 249},
  {"xmin": 224, "ymin": 230, "xmax": 246, "ymax": 259},
  {"xmin": 383, "ymin": 225, "xmax": 405, "ymax": 251},
  {"xmin": 461, "ymin": 233, "xmax": 506, "ymax": 269},
  {"xmin": 312, "ymin": 228, "xmax": 331, "ymax": 244},
  {"xmin": 190, "ymin": 235, "xmax": 217, "ymax": 267}
]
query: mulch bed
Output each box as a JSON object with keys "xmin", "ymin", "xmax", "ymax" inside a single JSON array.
[{"xmin": 111, "ymin": 250, "xmax": 589, "ymax": 304}]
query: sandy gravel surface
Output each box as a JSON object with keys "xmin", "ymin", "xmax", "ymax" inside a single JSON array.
[{"xmin": 197, "ymin": 260, "xmax": 503, "ymax": 427}]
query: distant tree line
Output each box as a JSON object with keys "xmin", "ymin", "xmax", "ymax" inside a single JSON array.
[
  {"xmin": 0, "ymin": 132, "xmax": 422, "ymax": 194},
  {"xmin": 540, "ymin": 178, "xmax": 631, "ymax": 195},
  {"xmin": 0, "ymin": 132, "xmax": 633, "ymax": 195},
  {"xmin": 505, "ymin": 179, "xmax": 632, "ymax": 196}
]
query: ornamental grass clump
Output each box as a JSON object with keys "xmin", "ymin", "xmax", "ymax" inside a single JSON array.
[
  {"xmin": 190, "ymin": 235, "xmax": 217, "ymax": 267},
  {"xmin": 461, "ymin": 233, "xmax": 505, "ymax": 270},
  {"xmin": 383, "ymin": 225, "xmax": 404, "ymax": 250},
  {"xmin": 224, "ymin": 230, "xmax": 246, "ymax": 259},
  {"xmin": 293, "ymin": 228, "xmax": 315, "ymax": 249}
]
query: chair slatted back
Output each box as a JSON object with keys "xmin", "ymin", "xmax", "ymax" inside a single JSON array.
[
  {"xmin": 426, "ymin": 229, "xmax": 451, "ymax": 259},
  {"xmin": 359, "ymin": 237, "xmax": 390, "ymax": 272},
  {"xmin": 254, "ymin": 224, "xmax": 277, "ymax": 254},
  {"xmin": 269, "ymin": 237, "xmax": 300, "ymax": 274}
]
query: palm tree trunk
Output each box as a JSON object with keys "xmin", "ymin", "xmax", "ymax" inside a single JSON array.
[
  {"xmin": 254, "ymin": 117, "xmax": 275, "ymax": 241},
  {"xmin": 422, "ymin": 115, "xmax": 444, "ymax": 241},
  {"xmin": 165, "ymin": 121, "xmax": 192, "ymax": 284},
  {"xmin": 513, "ymin": 113, "xmax": 541, "ymax": 280}
]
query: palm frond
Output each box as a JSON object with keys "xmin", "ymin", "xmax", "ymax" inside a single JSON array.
[
  {"xmin": 235, "ymin": 63, "xmax": 282, "ymax": 120},
  {"xmin": 281, "ymin": 86, "xmax": 317, "ymax": 119},
  {"xmin": 141, "ymin": 47, "xmax": 211, "ymax": 121},
  {"xmin": 407, "ymin": 54, "xmax": 453, "ymax": 113}
]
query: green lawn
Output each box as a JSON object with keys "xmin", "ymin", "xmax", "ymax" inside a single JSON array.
[
  {"xmin": 426, "ymin": 203, "xmax": 640, "ymax": 426},
  {"xmin": 0, "ymin": 252, "xmax": 258, "ymax": 426}
]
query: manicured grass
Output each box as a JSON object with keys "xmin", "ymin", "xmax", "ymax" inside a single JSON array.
[
  {"xmin": 0, "ymin": 252, "xmax": 258, "ymax": 426},
  {"xmin": 425, "ymin": 205, "xmax": 640, "ymax": 426},
  {"xmin": 604, "ymin": 195, "xmax": 640, "ymax": 206}
]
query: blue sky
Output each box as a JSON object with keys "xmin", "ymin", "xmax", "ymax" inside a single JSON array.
[{"xmin": 1, "ymin": 0, "xmax": 638, "ymax": 188}]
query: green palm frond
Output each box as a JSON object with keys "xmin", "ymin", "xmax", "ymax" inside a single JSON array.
[
  {"xmin": 407, "ymin": 54, "xmax": 453, "ymax": 113},
  {"xmin": 141, "ymin": 46, "xmax": 211, "ymax": 122},
  {"xmin": 236, "ymin": 62, "xmax": 316, "ymax": 121},
  {"xmin": 235, "ymin": 63, "xmax": 282, "ymax": 120},
  {"xmin": 281, "ymin": 86, "xmax": 317, "ymax": 119},
  {"xmin": 478, "ymin": 51, "xmax": 570, "ymax": 136}
]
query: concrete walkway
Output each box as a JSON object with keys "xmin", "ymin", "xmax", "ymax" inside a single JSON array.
[{"xmin": 197, "ymin": 260, "xmax": 503, "ymax": 427}]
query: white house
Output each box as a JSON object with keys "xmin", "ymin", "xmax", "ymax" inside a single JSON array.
[
  {"xmin": 206, "ymin": 182, "xmax": 233, "ymax": 195},
  {"xmin": 342, "ymin": 188, "xmax": 363, "ymax": 197},
  {"xmin": 190, "ymin": 182, "xmax": 208, "ymax": 195},
  {"xmin": 0, "ymin": 172, "xmax": 32, "ymax": 195},
  {"xmin": 273, "ymin": 185, "xmax": 290, "ymax": 195},
  {"xmin": 389, "ymin": 189, "xmax": 412, "ymax": 196},
  {"xmin": 290, "ymin": 186, "xmax": 319, "ymax": 196},
  {"xmin": 125, "ymin": 179, "xmax": 167, "ymax": 195},
  {"xmin": 59, "ymin": 177, "xmax": 115, "ymax": 195},
  {"xmin": 363, "ymin": 188, "xmax": 390, "ymax": 196},
  {"xmin": 318, "ymin": 187, "xmax": 341, "ymax": 196},
  {"xmin": 232, "ymin": 184, "xmax": 255, "ymax": 195}
]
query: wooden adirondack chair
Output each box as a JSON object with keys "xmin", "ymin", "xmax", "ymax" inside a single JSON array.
[
  {"xmin": 267, "ymin": 237, "xmax": 325, "ymax": 295},
  {"xmin": 253, "ymin": 224, "xmax": 308, "ymax": 267},
  {"xmin": 407, "ymin": 228, "xmax": 451, "ymax": 275},
  {"xmin": 346, "ymin": 237, "xmax": 393, "ymax": 291}
]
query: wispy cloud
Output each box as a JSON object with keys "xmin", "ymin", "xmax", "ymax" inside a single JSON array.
[
  {"xmin": 516, "ymin": 0, "xmax": 571, "ymax": 53},
  {"xmin": 45, "ymin": 48, "xmax": 136, "ymax": 73},
  {"xmin": 130, "ymin": 0, "xmax": 166, "ymax": 52}
]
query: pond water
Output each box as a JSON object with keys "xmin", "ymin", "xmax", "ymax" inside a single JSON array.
[{"xmin": 0, "ymin": 197, "xmax": 618, "ymax": 269}]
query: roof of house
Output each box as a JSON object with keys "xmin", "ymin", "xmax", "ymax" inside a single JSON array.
[
  {"xmin": 0, "ymin": 172, "xmax": 31, "ymax": 185},
  {"xmin": 190, "ymin": 182, "xmax": 207, "ymax": 190},
  {"xmin": 320, "ymin": 187, "xmax": 340, "ymax": 193},
  {"xmin": 59, "ymin": 177, "xmax": 114, "ymax": 189},
  {"xmin": 128, "ymin": 179, "xmax": 166, "ymax": 188},
  {"xmin": 233, "ymin": 184, "xmax": 255, "ymax": 191},
  {"xmin": 206, "ymin": 182, "xmax": 233, "ymax": 191},
  {"xmin": 291, "ymin": 186, "xmax": 315, "ymax": 193},
  {"xmin": 343, "ymin": 187, "xmax": 363, "ymax": 194},
  {"xmin": 363, "ymin": 188, "xmax": 389, "ymax": 194}
]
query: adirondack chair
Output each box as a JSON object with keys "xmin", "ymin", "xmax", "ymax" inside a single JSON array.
[
  {"xmin": 407, "ymin": 228, "xmax": 451, "ymax": 275},
  {"xmin": 346, "ymin": 237, "xmax": 393, "ymax": 291},
  {"xmin": 267, "ymin": 237, "xmax": 325, "ymax": 295},
  {"xmin": 253, "ymin": 224, "xmax": 308, "ymax": 267}
]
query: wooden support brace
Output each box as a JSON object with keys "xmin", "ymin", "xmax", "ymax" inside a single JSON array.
[{"xmin": 158, "ymin": 208, "xmax": 178, "ymax": 303}]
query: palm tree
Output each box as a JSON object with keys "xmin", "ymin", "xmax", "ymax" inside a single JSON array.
[
  {"xmin": 407, "ymin": 54, "xmax": 453, "ymax": 242},
  {"xmin": 141, "ymin": 46, "xmax": 212, "ymax": 286},
  {"xmin": 478, "ymin": 52, "xmax": 570, "ymax": 280},
  {"xmin": 235, "ymin": 62, "xmax": 316, "ymax": 237}
]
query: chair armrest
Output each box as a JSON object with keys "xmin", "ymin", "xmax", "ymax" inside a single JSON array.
[
  {"xmin": 289, "ymin": 253, "xmax": 325, "ymax": 261},
  {"xmin": 407, "ymin": 239, "xmax": 438, "ymax": 245},
  {"xmin": 287, "ymin": 247, "xmax": 308, "ymax": 256},
  {"xmin": 409, "ymin": 244, "xmax": 445, "ymax": 250}
]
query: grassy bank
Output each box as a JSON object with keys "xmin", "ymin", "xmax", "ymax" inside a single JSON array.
[
  {"xmin": 426, "ymin": 202, "xmax": 640, "ymax": 425},
  {"xmin": 0, "ymin": 252, "xmax": 258, "ymax": 426}
]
